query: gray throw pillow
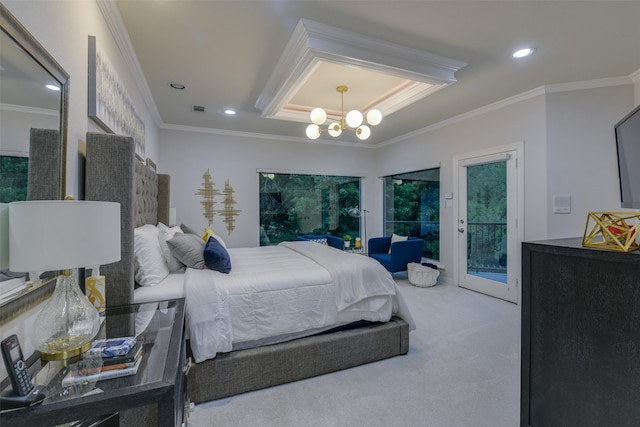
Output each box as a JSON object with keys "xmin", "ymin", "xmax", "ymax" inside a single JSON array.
[
  {"xmin": 167, "ymin": 233, "xmax": 205, "ymax": 269},
  {"xmin": 180, "ymin": 223, "xmax": 199, "ymax": 235}
]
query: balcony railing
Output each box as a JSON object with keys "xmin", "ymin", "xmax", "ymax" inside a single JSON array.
[
  {"xmin": 383, "ymin": 220, "xmax": 507, "ymax": 274},
  {"xmin": 467, "ymin": 221, "xmax": 507, "ymax": 273}
]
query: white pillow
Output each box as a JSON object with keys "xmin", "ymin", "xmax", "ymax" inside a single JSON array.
[
  {"xmin": 389, "ymin": 233, "xmax": 408, "ymax": 253},
  {"xmin": 134, "ymin": 224, "xmax": 170, "ymax": 286},
  {"xmin": 157, "ymin": 222, "xmax": 185, "ymax": 272}
]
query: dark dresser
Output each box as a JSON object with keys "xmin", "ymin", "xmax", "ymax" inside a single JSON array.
[{"xmin": 521, "ymin": 238, "xmax": 640, "ymax": 426}]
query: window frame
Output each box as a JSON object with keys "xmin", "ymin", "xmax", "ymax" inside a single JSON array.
[
  {"xmin": 382, "ymin": 166, "xmax": 440, "ymax": 260},
  {"xmin": 258, "ymin": 171, "xmax": 362, "ymax": 247}
]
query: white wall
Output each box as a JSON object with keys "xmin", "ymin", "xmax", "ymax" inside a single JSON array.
[
  {"xmin": 545, "ymin": 84, "xmax": 634, "ymax": 238},
  {"xmin": 375, "ymin": 93, "xmax": 547, "ymax": 284},
  {"xmin": 3, "ymin": 0, "xmax": 160, "ymax": 198},
  {"xmin": 1, "ymin": 0, "xmax": 160, "ymax": 377},
  {"xmin": 160, "ymin": 82, "xmax": 634, "ymax": 287},
  {"xmin": 0, "ymin": 108, "xmax": 58, "ymax": 154},
  {"xmin": 159, "ymin": 129, "xmax": 375, "ymax": 248}
]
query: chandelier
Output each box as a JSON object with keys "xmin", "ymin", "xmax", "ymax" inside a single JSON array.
[{"xmin": 305, "ymin": 86, "xmax": 382, "ymax": 141}]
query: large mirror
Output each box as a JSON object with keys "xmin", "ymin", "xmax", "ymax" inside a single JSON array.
[{"xmin": 0, "ymin": 3, "xmax": 69, "ymax": 316}]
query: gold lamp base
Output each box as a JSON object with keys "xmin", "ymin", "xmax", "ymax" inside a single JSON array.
[
  {"xmin": 39, "ymin": 338, "xmax": 93, "ymax": 361},
  {"xmin": 582, "ymin": 211, "xmax": 640, "ymax": 252}
]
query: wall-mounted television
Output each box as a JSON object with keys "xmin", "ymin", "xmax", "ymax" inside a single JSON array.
[{"xmin": 614, "ymin": 104, "xmax": 640, "ymax": 209}]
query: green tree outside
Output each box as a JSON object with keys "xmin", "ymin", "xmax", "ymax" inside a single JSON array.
[
  {"xmin": 259, "ymin": 173, "xmax": 360, "ymax": 246},
  {"xmin": 0, "ymin": 156, "xmax": 28, "ymax": 203}
]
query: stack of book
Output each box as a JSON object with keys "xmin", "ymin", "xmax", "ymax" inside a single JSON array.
[{"xmin": 62, "ymin": 337, "xmax": 143, "ymax": 386}]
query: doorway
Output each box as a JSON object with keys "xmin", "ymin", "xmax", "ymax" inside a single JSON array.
[{"xmin": 454, "ymin": 144, "xmax": 523, "ymax": 304}]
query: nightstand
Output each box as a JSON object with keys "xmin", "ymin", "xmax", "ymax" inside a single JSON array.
[{"xmin": 0, "ymin": 298, "xmax": 186, "ymax": 427}]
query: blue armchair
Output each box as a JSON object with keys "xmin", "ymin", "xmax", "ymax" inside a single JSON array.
[
  {"xmin": 297, "ymin": 234, "xmax": 345, "ymax": 250},
  {"xmin": 368, "ymin": 236, "xmax": 424, "ymax": 273}
]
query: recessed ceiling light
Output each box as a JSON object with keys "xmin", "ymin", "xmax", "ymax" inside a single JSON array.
[
  {"xmin": 513, "ymin": 48, "xmax": 536, "ymax": 59},
  {"xmin": 224, "ymin": 109, "xmax": 237, "ymax": 115},
  {"xmin": 169, "ymin": 82, "xmax": 186, "ymax": 90},
  {"xmin": 45, "ymin": 84, "xmax": 60, "ymax": 91}
]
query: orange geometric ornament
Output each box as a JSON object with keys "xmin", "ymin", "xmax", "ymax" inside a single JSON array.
[{"xmin": 582, "ymin": 211, "xmax": 640, "ymax": 252}]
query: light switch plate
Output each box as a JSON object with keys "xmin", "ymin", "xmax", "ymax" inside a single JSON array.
[{"xmin": 553, "ymin": 194, "xmax": 571, "ymax": 214}]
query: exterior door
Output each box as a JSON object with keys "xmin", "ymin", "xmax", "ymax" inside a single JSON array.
[{"xmin": 455, "ymin": 146, "xmax": 522, "ymax": 304}]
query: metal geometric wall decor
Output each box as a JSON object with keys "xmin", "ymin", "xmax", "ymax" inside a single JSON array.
[
  {"xmin": 195, "ymin": 169, "xmax": 241, "ymax": 234},
  {"xmin": 195, "ymin": 169, "xmax": 222, "ymax": 226},
  {"xmin": 217, "ymin": 180, "xmax": 242, "ymax": 235}
]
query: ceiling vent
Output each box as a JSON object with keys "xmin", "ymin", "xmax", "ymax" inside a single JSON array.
[{"xmin": 192, "ymin": 105, "xmax": 206, "ymax": 113}]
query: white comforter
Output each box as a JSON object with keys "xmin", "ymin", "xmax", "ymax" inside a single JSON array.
[{"xmin": 185, "ymin": 241, "xmax": 415, "ymax": 363}]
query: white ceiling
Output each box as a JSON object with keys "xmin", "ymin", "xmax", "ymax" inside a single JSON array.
[{"xmin": 112, "ymin": 0, "xmax": 640, "ymax": 145}]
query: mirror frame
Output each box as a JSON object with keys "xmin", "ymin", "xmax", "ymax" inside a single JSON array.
[{"xmin": 0, "ymin": 3, "xmax": 69, "ymax": 322}]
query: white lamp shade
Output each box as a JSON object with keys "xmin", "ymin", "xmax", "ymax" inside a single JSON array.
[
  {"xmin": 306, "ymin": 124, "xmax": 321, "ymax": 139},
  {"xmin": 366, "ymin": 109, "xmax": 382, "ymax": 126},
  {"xmin": 356, "ymin": 125, "xmax": 371, "ymax": 140},
  {"xmin": 9, "ymin": 200, "xmax": 121, "ymax": 272},
  {"xmin": 327, "ymin": 122, "xmax": 342, "ymax": 137},
  {"xmin": 310, "ymin": 108, "xmax": 327, "ymax": 125},
  {"xmin": 346, "ymin": 110, "xmax": 363, "ymax": 128}
]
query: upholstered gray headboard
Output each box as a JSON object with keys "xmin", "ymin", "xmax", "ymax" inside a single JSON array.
[
  {"xmin": 85, "ymin": 133, "xmax": 170, "ymax": 309},
  {"xmin": 27, "ymin": 128, "xmax": 61, "ymax": 201}
]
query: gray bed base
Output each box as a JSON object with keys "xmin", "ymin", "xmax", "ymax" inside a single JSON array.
[
  {"xmin": 187, "ymin": 317, "xmax": 409, "ymax": 403},
  {"xmin": 85, "ymin": 133, "xmax": 410, "ymax": 406}
]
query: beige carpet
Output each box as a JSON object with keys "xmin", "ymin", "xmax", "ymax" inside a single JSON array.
[{"xmin": 188, "ymin": 277, "xmax": 521, "ymax": 427}]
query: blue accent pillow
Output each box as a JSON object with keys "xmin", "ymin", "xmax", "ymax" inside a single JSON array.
[{"xmin": 204, "ymin": 236, "xmax": 232, "ymax": 274}]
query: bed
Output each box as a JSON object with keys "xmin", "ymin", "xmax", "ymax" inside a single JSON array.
[{"xmin": 84, "ymin": 132, "xmax": 413, "ymax": 406}]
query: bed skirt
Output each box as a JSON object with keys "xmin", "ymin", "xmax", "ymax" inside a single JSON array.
[{"xmin": 186, "ymin": 317, "xmax": 410, "ymax": 403}]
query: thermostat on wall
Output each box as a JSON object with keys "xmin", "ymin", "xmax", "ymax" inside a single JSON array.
[{"xmin": 553, "ymin": 195, "xmax": 571, "ymax": 214}]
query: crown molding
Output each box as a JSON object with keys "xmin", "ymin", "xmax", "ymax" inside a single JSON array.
[
  {"xmin": 160, "ymin": 123, "xmax": 375, "ymax": 149},
  {"xmin": 378, "ymin": 75, "xmax": 634, "ymax": 148},
  {"xmin": 298, "ymin": 19, "xmax": 467, "ymax": 83},
  {"xmin": 255, "ymin": 19, "xmax": 467, "ymax": 122},
  {"xmin": 0, "ymin": 103, "xmax": 58, "ymax": 116},
  {"xmin": 97, "ymin": 0, "xmax": 163, "ymax": 128},
  {"xmin": 544, "ymin": 76, "xmax": 632, "ymax": 94}
]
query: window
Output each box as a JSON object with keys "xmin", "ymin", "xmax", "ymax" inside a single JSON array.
[
  {"xmin": 383, "ymin": 168, "xmax": 440, "ymax": 260},
  {"xmin": 259, "ymin": 172, "xmax": 361, "ymax": 246},
  {"xmin": 0, "ymin": 156, "xmax": 29, "ymax": 203}
]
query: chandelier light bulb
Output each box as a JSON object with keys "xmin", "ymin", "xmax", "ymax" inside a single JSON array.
[
  {"xmin": 310, "ymin": 108, "xmax": 327, "ymax": 125},
  {"xmin": 346, "ymin": 110, "xmax": 363, "ymax": 128},
  {"xmin": 306, "ymin": 124, "xmax": 321, "ymax": 139},
  {"xmin": 327, "ymin": 122, "xmax": 342, "ymax": 137},
  {"xmin": 366, "ymin": 109, "xmax": 382, "ymax": 126},
  {"xmin": 356, "ymin": 125, "xmax": 371, "ymax": 140}
]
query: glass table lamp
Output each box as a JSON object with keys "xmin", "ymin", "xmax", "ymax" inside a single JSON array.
[{"xmin": 9, "ymin": 200, "xmax": 121, "ymax": 360}]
